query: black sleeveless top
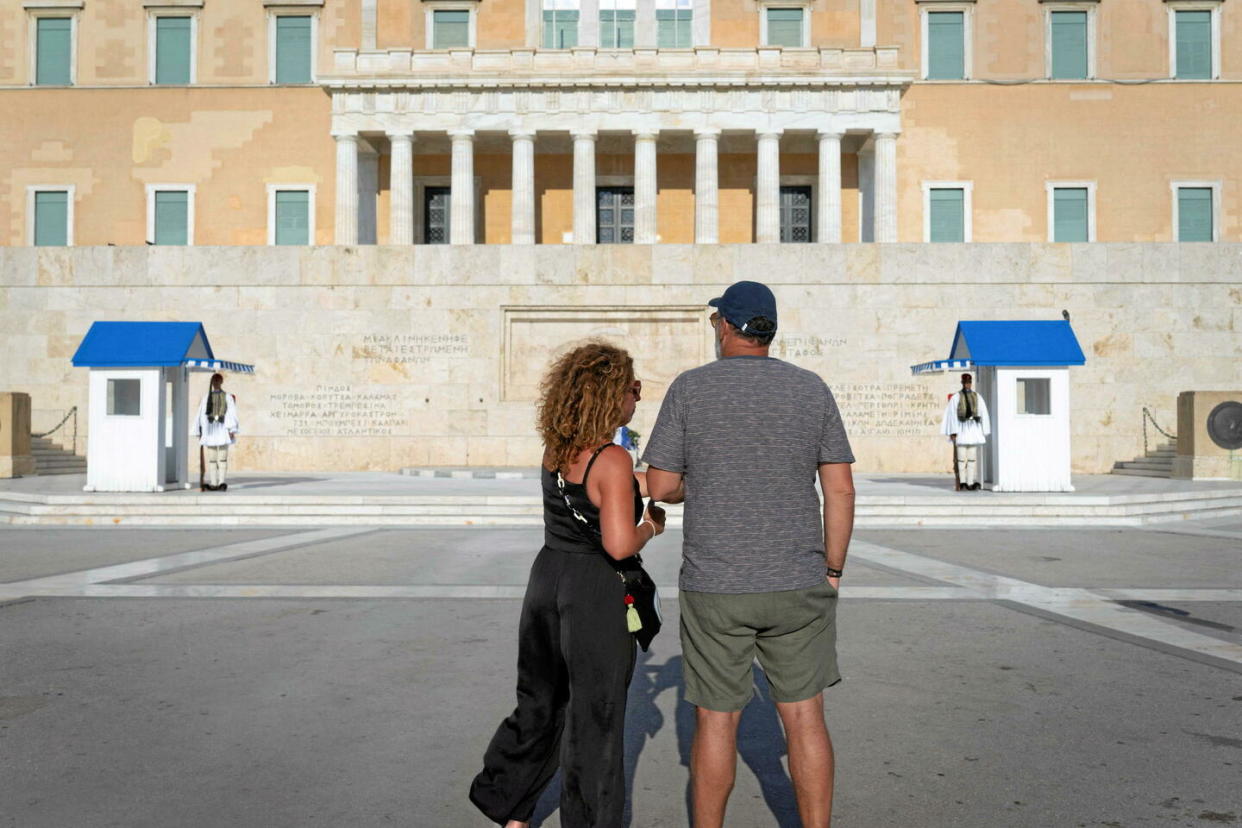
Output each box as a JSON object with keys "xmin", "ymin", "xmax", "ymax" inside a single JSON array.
[{"xmin": 543, "ymin": 445, "xmax": 644, "ymax": 555}]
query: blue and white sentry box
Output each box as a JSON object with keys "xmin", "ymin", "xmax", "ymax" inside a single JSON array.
[
  {"xmin": 912, "ymin": 320, "xmax": 1086, "ymax": 492},
  {"xmin": 71, "ymin": 322, "xmax": 254, "ymax": 493}
]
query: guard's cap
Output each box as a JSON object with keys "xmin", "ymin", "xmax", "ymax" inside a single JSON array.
[{"xmin": 708, "ymin": 281, "xmax": 778, "ymax": 335}]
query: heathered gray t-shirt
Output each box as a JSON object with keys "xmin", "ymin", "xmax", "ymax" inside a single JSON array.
[{"xmin": 641, "ymin": 356, "xmax": 854, "ymax": 594}]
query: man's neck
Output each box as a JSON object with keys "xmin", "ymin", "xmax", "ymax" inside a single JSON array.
[{"xmin": 720, "ymin": 342, "xmax": 770, "ymax": 359}]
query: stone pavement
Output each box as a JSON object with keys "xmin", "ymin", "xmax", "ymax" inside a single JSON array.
[{"xmin": 2, "ymin": 516, "xmax": 1241, "ymax": 827}]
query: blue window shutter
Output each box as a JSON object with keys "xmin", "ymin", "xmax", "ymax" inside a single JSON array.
[
  {"xmin": 1053, "ymin": 188, "xmax": 1089, "ymax": 242},
  {"xmin": 36, "ymin": 18, "xmax": 72, "ymax": 86},
  {"xmin": 275, "ymin": 16, "xmax": 312, "ymax": 83},
  {"xmin": 927, "ymin": 11, "xmax": 964, "ymax": 79},
  {"xmin": 34, "ymin": 191, "xmax": 69, "ymax": 246},
  {"xmin": 602, "ymin": 9, "xmax": 635, "ymax": 48},
  {"xmin": 153, "ymin": 191, "xmax": 189, "ymax": 245},
  {"xmin": 1175, "ymin": 10, "xmax": 1212, "ymax": 79},
  {"xmin": 1050, "ymin": 11, "xmax": 1088, "ymax": 79},
  {"xmin": 275, "ymin": 190, "xmax": 310, "ymax": 245},
  {"xmin": 155, "ymin": 16, "xmax": 192, "ymax": 84},
  {"xmin": 929, "ymin": 188, "xmax": 965, "ymax": 243},
  {"xmin": 766, "ymin": 8, "xmax": 803, "ymax": 47},
  {"xmin": 1178, "ymin": 187, "xmax": 1213, "ymax": 242},
  {"xmin": 433, "ymin": 10, "xmax": 470, "ymax": 48}
]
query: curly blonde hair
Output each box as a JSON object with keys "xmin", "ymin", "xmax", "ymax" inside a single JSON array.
[{"xmin": 538, "ymin": 341, "xmax": 635, "ymax": 473}]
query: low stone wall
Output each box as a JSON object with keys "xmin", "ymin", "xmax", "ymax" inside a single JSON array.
[{"xmin": 2, "ymin": 243, "xmax": 1239, "ymax": 474}]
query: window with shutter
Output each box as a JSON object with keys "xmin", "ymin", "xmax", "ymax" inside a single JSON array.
[
  {"xmin": 36, "ymin": 17, "xmax": 72, "ymax": 86},
  {"xmin": 275, "ymin": 16, "xmax": 312, "ymax": 83},
  {"xmin": 153, "ymin": 191, "xmax": 189, "ymax": 245},
  {"xmin": 1175, "ymin": 10, "xmax": 1212, "ymax": 79},
  {"xmin": 1177, "ymin": 187, "xmax": 1214, "ymax": 242},
  {"xmin": 155, "ymin": 16, "xmax": 192, "ymax": 84},
  {"xmin": 34, "ymin": 191, "xmax": 69, "ymax": 247},
  {"xmin": 433, "ymin": 10, "xmax": 471, "ymax": 48},
  {"xmin": 927, "ymin": 11, "xmax": 964, "ymax": 79},
  {"xmin": 542, "ymin": 0, "xmax": 580, "ymax": 48},
  {"xmin": 928, "ymin": 188, "xmax": 965, "ymax": 243},
  {"xmin": 275, "ymin": 190, "xmax": 310, "ymax": 245},
  {"xmin": 1052, "ymin": 188, "xmax": 1089, "ymax": 242},
  {"xmin": 1050, "ymin": 11, "xmax": 1088, "ymax": 79},
  {"xmin": 600, "ymin": 8, "xmax": 636, "ymax": 48},
  {"xmin": 766, "ymin": 8, "xmax": 804, "ymax": 47},
  {"xmin": 656, "ymin": 0, "xmax": 692, "ymax": 47}
]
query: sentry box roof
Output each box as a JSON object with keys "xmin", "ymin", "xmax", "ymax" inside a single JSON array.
[
  {"xmin": 911, "ymin": 320, "xmax": 1085, "ymax": 375},
  {"xmin": 71, "ymin": 322, "xmax": 255, "ymax": 373}
]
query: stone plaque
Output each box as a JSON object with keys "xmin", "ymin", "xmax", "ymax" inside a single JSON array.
[
  {"xmin": 269, "ymin": 385, "xmax": 406, "ymax": 437},
  {"xmin": 502, "ymin": 306, "xmax": 708, "ymax": 402}
]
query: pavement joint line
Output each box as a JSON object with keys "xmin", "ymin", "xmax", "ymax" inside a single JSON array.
[
  {"xmin": 849, "ymin": 541, "xmax": 1242, "ymax": 669},
  {"xmin": 1140, "ymin": 525, "xmax": 1242, "ymax": 542},
  {"xmin": 4, "ymin": 527, "xmax": 376, "ymax": 589}
]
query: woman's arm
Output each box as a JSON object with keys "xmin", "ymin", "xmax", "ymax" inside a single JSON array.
[{"xmin": 590, "ymin": 446, "xmax": 665, "ymax": 561}]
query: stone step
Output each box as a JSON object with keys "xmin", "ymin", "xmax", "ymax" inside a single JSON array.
[
  {"xmin": 3, "ymin": 490, "xmax": 1241, "ymax": 526},
  {"xmin": 1110, "ymin": 467, "xmax": 1172, "ymax": 478},
  {"xmin": 1114, "ymin": 460, "xmax": 1173, "ymax": 472}
]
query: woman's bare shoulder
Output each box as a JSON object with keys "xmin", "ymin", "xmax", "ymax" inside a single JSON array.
[{"xmin": 590, "ymin": 444, "xmax": 635, "ymax": 482}]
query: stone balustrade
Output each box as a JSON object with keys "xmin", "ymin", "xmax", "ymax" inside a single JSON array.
[{"xmin": 326, "ymin": 46, "xmax": 909, "ymax": 85}]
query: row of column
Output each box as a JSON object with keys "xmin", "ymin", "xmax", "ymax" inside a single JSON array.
[{"xmin": 334, "ymin": 129, "xmax": 898, "ymax": 245}]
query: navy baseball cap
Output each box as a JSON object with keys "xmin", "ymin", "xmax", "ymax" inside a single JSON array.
[{"xmin": 709, "ymin": 281, "xmax": 778, "ymax": 334}]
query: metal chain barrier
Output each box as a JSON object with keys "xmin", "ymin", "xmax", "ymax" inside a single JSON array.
[
  {"xmin": 1141, "ymin": 406, "xmax": 1176, "ymax": 456},
  {"xmin": 32, "ymin": 407, "xmax": 78, "ymax": 454}
]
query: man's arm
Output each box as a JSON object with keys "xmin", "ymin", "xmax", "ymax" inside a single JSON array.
[
  {"xmin": 646, "ymin": 467, "xmax": 685, "ymax": 504},
  {"xmin": 818, "ymin": 462, "xmax": 855, "ymax": 591}
]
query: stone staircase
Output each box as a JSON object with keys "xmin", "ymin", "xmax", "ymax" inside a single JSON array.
[
  {"xmin": 1111, "ymin": 441, "xmax": 1175, "ymax": 478},
  {"xmin": 31, "ymin": 436, "xmax": 87, "ymax": 476}
]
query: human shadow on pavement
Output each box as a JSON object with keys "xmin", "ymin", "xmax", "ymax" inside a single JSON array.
[{"xmin": 529, "ymin": 652, "xmax": 799, "ymax": 827}]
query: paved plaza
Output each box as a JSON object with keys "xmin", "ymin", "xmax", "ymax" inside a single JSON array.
[{"xmin": 2, "ymin": 510, "xmax": 1241, "ymax": 827}]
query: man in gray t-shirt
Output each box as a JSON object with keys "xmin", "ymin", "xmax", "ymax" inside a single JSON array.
[{"xmin": 644, "ymin": 280, "xmax": 856, "ymax": 828}]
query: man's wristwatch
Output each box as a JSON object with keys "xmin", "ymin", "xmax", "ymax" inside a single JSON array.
[{"xmin": 826, "ymin": 566, "xmax": 843, "ymax": 579}]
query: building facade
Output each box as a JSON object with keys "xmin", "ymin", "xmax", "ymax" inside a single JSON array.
[
  {"xmin": 2, "ymin": 0, "xmax": 1240, "ymax": 476},
  {"xmin": 3, "ymin": 0, "xmax": 1239, "ymax": 248}
]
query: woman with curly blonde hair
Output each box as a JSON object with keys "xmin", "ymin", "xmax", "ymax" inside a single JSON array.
[{"xmin": 470, "ymin": 341, "xmax": 666, "ymax": 828}]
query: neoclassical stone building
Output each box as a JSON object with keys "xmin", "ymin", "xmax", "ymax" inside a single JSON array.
[
  {"xmin": 2, "ymin": 0, "xmax": 1240, "ymax": 475},
  {"xmin": 3, "ymin": 0, "xmax": 1240, "ymax": 247}
]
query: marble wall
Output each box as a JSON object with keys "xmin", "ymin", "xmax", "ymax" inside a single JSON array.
[{"xmin": 2, "ymin": 243, "xmax": 1239, "ymax": 474}]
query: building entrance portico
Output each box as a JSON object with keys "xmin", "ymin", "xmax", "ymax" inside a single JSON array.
[{"xmin": 324, "ymin": 48, "xmax": 911, "ymax": 246}]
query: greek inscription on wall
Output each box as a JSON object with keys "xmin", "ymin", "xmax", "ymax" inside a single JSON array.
[
  {"xmin": 269, "ymin": 385, "xmax": 405, "ymax": 437},
  {"xmin": 352, "ymin": 334, "xmax": 469, "ymax": 366},
  {"xmin": 834, "ymin": 383, "xmax": 942, "ymax": 437},
  {"xmin": 775, "ymin": 335, "xmax": 847, "ymax": 359}
]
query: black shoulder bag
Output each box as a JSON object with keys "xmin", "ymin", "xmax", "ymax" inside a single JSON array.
[{"xmin": 556, "ymin": 466, "xmax": 663, "ymax": 652}]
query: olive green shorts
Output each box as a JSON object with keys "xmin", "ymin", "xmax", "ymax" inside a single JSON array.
[{"xmin": 679, "ymin": 581, "xmax": 840, "ymax": 712}]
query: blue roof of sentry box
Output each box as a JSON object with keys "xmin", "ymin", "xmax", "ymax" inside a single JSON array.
[
  {"xmin": 948, "ymin": 320, "xmax": 1086, "ymax": 367},
  {"xmin": 72, "ymin": 322, "xmax": 211, "ymax": 367}
]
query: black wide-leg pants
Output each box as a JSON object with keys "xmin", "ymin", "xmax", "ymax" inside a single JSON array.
[{"xmin": 470, "ymin": 546, "xmax": 637, "ymax": 827}]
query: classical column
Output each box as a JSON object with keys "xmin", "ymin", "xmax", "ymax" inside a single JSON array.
[
  {"xmin": 572, "ymin": 129, "xmax": 597, "ymax": 244},
  {"xmin": 694, "ymin": 128, "xmax": 720, "ymax": 244},
  {"xmin": 449, "ymin": 129, "xmax": 474, "ymax": 245},
  {"xmin": 510, "ymin": 129, "xmax": 536, "ymax": 245},
  {"xmin": 334, "ymin": 132, "xmax": 359, "ymax": 245},
  {"xmin": 388, "ymin": 132, "xmax": 414, "ymax": 245},
  {"xmin": 874, "ymin": 131, "xmax": 898, "ymax": 243},
  {"xmin": 817, "ymin": 129, "xmax": 843, "ymax": 244},
  {"xmin": 755, "ymin": 130, "xmax": 782, "ymax": 244},
  {"xmin": 634, "ymin": 130, "xmax": 658, "ymax": 244}
]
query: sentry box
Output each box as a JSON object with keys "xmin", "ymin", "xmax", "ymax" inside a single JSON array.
[
  {"xmin": 71, "ymin": 322, "xmax": 254, "ymax": 492},
  {"xmin": 912, "ymin": 320, "xmax": 1086, "ymax": 492}
]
